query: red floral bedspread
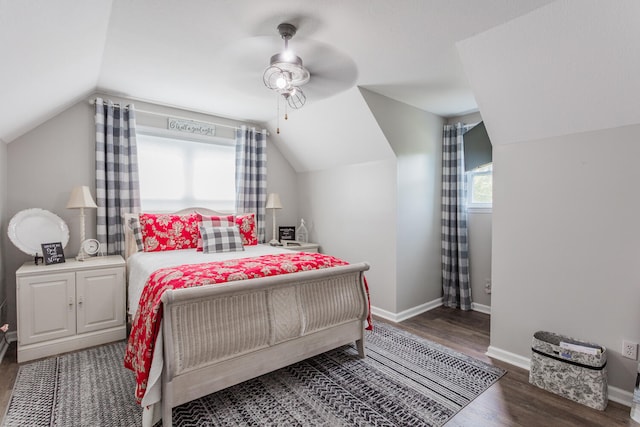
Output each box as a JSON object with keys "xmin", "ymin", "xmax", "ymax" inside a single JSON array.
[{"xmin": 123, "ymin": 252, "xmax": 371, "ymax": 404}]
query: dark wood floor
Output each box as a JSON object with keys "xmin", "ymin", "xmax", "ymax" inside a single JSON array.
[
  {"xmin": 397, "ymin": 307, "xmax": 637, "ymax": 426},
  {"xmin": 0, "ymin": 307, "xmax": 638, "ymax": 426},
  {"xmin": 0, "ymin": 340, "xmax": 17, "ymax": 423}
]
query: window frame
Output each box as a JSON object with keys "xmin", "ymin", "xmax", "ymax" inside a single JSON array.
[{"xmin": 466, "ymin": 163, "xmax": 493, "ymax": 213}]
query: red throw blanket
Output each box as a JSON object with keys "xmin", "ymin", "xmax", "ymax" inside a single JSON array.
[{"xmin": 124, "ymin": 252, "xmax": 371, "ymax": 403}]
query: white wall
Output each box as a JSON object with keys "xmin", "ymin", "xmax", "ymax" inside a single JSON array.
[
  {"xmin": 361, "ymin": 89, "xmax": 443, "ymax": 312},
  {"xmin": 297, "ymin": 89, "xmax": 444, "ymax": 316},
  {"xmin": 491, "ymin": 123, "xmax": 640, "ymax": 392},
  {"xmin": 0, "ymin": 140, "xmax": 7, "ymax": 323},
  {"xmin": 265, "ymin": 140, "xmax": 299, "ymax": 243},
  {"xmin": 468, "ymin": 211, "xmax": 492, "ymax": 307},
  {"xmin": 298, "ymin": 159, "xmax": 398, "ymax": 313},
  {"xmin": 2, "ymin": 94, "xmax": 296, "ymax": 330}
]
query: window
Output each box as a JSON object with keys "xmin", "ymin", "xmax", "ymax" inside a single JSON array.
[
  {"xmin": 137, "ymin": 129, "xmax": 236, "ymax": 212},
  {"xmin": 467, "ymin": 163, "xmax": 492, "ymax": 210}
]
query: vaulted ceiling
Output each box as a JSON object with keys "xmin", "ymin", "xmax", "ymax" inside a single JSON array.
[
  {"xmin": 0, "ymin": 1, "xmax": 555, "ymax": 140},
  {"xmin": 4, "ymin": 0, "xmax": 637, "ymax": 168}
]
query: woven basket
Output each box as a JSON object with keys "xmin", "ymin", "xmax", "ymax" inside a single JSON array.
[{"xmin": 529, "ymin": 331, "xmax": 607, "ymax": 410}]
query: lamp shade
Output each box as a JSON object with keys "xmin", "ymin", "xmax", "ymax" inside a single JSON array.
[
  {"xmin": 66, "ymin": 186, "xmax": 98, "ymax": 209},
  {"xmin": 265, "ymin": 193, "xmax": 283, "ymax": 209}
]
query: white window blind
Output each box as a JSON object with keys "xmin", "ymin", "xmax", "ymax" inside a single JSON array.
[{"xmin": 137, "ymin": 131, "xmax": 236, "ymax": 212}]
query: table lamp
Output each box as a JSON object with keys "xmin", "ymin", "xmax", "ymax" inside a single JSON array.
[
  {"xmin": 265, "ymin": 193, "xmax": 283, "ymax": 246},
  {"xmin": 66, "ymin": 185, "xmax": 98, "ymax": 260}
]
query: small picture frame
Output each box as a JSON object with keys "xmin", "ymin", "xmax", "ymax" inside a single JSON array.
[
  {"xmin": 278, "ymin": 226, "xmax": 296, "ymax": 242},
  {"xmin": 41, "ymin": 242, "xmax": 66, "ymax": 265}
]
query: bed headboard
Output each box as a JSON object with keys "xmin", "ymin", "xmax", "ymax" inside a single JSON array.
[{"xmin": 124, "ymin": 207, "xmax": 234, "ymax": 260}]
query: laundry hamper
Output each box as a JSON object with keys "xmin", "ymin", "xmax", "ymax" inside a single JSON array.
[{"xmin": 529, "ymin": 331, "xmax": 607, "ymax": 410}]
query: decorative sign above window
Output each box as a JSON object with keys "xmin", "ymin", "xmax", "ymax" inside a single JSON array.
[{"xmin": 167, "ymin": 118, "xmax": 216, "ymax": 136}]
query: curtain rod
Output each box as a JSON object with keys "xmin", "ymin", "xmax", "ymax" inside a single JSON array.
[{"xmin": 88, "ymin": 99, "xmax": 269, "ymax": 136}]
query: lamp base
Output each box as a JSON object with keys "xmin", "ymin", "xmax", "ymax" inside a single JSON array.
[
  {"xmin": 269, "ymin": 239, "xmax": 282, "ymax": 246},
  {"xmin": 76, "ymin": 249, "xmax": 87, "ymax": 261}
]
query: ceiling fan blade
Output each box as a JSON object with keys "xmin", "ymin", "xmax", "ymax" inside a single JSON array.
[
  {"xmin": 214, "ymin": 32, "xmax": 357, "ymax": 103},
  {"xmin": 304, "ymin": 44, "xmax": 357, "ymax": 98},
  {"xmin": 216, "ymin": 36, "xmax": 279, "ymax": 72}
]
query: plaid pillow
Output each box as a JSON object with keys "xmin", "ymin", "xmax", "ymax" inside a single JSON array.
[
  {"xmin": 196, "ymin": 213, "xmax": 235, "ymax": 251},
  {"xmin": 129, "ymin": 217, "xmax": 143, "ymax": 251},
  {"xmin": 200, "ymin": 226, "xmax": 245, "ymax": 253}
]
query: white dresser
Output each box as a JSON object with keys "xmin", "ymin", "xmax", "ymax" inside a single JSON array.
[{"xmin": 16, "ymin": 255, "xmax": 126, "ymax": 363}]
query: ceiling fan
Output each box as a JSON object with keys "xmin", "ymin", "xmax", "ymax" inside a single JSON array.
[
  {"xmin": 214, "ymin": 19, "xmax": 357, "ymax": 127},
  {"xmin": 258, "ymin": 21, "xmax": 357, "ymax": 132},
  {"xmin": 262, "ymin": 23, "xmax": 310, "ymax": 110}
]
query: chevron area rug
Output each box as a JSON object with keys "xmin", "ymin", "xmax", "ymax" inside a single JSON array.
[{"xmin": 3, "ymin": 322, "xmax": 505, "ymax": 427}]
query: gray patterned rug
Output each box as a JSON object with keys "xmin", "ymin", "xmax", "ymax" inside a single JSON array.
[{"xmin": 3, "ymin": 322, "xmax": 505, "ymax": 426}]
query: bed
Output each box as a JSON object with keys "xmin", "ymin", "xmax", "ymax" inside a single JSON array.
[{"xmin": 123, "ymin": 209, "xmax": 371, "ymax": 427}]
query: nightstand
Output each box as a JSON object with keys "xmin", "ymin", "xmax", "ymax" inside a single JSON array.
[
  {"xmin": 281, "ymin": 241, "xmax": 320, "ymax": 253},
  {"xmin": 15, "ymin": 255, "xmax": 126, "ymax": 363}
]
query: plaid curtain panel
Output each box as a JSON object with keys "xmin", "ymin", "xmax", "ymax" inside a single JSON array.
[
  {"xmin": 200, "ymin": 226, "xmax": 245, "ymax": 253},
  {"xmin": 235, "ymin": 126, "xmax": 267, "ymax": 243},
  {"xmin": 95, "ymin": 98, "xmax": 141, "ymax": 256},
  {"xmin": 441, "ymin": 123, "xmax": 471, "ymax": 310}
]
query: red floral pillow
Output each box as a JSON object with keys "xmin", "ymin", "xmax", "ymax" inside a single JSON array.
[
  {"xmin": 196, "ymin": 213, "xmax": 235, "ymax": 251},
  {"xmin": 235, "ymin": 213, "xmax": 257, "ymax": 246},
  {"xmin": 139, "ymin": 213, "xmax": 199, "ymax": 252}
]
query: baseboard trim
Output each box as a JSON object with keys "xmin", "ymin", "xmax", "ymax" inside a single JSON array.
[
  {"xmin": 608, "ymin": 385, "xmax": 633, "ymax": 407},
  {"xmin": 17, "ymin": 327, "xmax": 125, "ymax": 363},
  {"xmin": 372, "ymin": 299, "xmax": 492, "ymax": 322},
  {"xmin": 471, "ymin": 302, "xmax": 491, "ymax": 315},
  {"xmin": 486, "ymin": 345, "xmax": 531, "ymax": 371},
  {"xmin": 371, "ymin": 298, "xmax": 443, "ymax": 323},
  {"xmin": 487, "ymin": 344, "xmax": 634, "ymax": 408}
]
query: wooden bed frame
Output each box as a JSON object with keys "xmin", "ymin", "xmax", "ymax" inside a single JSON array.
[{"xmin": 124, "ymin": 209, "xmax": 370, "ymax": 427}]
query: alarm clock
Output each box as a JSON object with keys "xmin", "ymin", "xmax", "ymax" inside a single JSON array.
[{"xmin": 79, "ymin": 239, "xmax": 101, "ymax": 259}]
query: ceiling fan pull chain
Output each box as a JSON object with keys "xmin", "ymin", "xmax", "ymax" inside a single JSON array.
[{"xmin": 276, "ymin": 93, "xmax": 281, "ymax": 134}]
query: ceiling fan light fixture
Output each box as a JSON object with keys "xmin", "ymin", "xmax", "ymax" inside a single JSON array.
[
  {"xmin": 280, "ymin": 49, "xmax": 295, "ymax": 62},
  {"xmin": 282, "ymin": 87, "xmax": 306, "ymax": 109},
  {"xmin": 263, "ymin": 66, "xmax": 284, "ymax": 90},
  {"xmin": 276, "ymin": 75, "xmax": 288, "ymax": 89},
  {"xmin": 268, "ymin": 52, "xmax": 310, "ymax": 86},
  {"xmin": 263, "ymin": 22, "xmax": 311, "ymax": 128}
]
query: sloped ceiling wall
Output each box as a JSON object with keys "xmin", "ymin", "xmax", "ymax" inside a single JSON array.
[
  {"xmin": 457, "ymin": 0, "xmax": 640, "ymax": 146},
  {"xmin": 266, "ymin": 87, "xmax": 395, "ymax": 172},
  {"xmin": 0, "ymin": 0, "xmax": 112, "ymax": 142},
  {"xmin": 0, "ymin": 0, "xmax": 559, "ymax": 174}
]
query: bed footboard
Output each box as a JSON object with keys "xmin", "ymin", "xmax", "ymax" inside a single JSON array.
[{"xmin": 160, "ymin": 262, "xmax": 369, "ymax": 426}]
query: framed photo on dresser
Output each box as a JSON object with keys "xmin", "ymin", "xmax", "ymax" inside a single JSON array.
[
  {"xmin": 41, "ymin": 242, "xmax": 65, "ymax": 265},
  {"xmin": 278, "ymin": 226, "xmax": 295, "ymax": 242}
]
